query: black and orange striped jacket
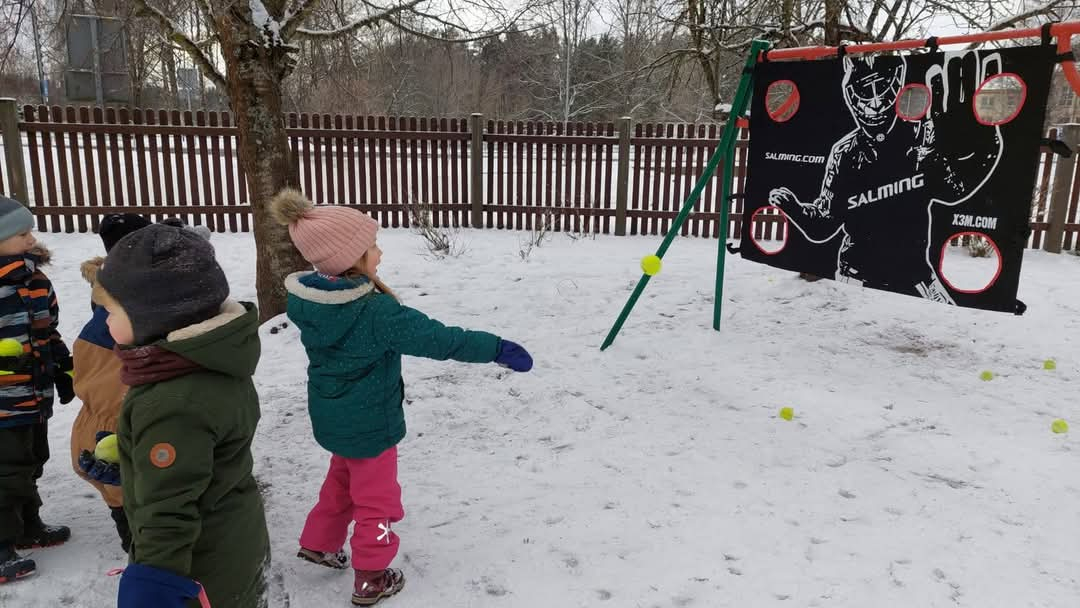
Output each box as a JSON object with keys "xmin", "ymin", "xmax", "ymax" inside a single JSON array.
[{"xmin": 0, "ymin": 247, "xmax": 71, "ymax": 428}]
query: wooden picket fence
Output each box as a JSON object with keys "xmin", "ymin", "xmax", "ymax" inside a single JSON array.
[{"xmin": 0, "ymin": 101, "xmax": 1076, "ymax": 250}]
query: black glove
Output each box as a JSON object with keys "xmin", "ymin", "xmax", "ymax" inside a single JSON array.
[{"xmin": 54, "ymin": 355, "xmax": 75, "ymax": 405}]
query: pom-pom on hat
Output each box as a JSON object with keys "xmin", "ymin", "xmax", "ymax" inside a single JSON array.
[{"xmin": 270, "ymin": 189, "xmax": 378, "ymax": 276}]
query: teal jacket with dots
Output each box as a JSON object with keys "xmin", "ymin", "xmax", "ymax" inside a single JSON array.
[{"xmin": 284, "ymin": 272, "xmax": 501, "ymax": 458}]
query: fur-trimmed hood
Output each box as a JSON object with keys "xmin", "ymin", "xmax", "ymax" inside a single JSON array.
[
  {"xmin": 81, "ymin": 256, "xmax": 104, "ymax": 285},
  {"xmin": 284, "ymin": 271, "xmax": 375, "ymax": 305},
  {"xmin": 28, "ymin": 245, "xmax": 51, "ymax": 266},
  {"xmin": 153, "ymin": 300, "xmax": 260, "ymax": 380},
  {"xmin": 167, "ymin": 300, "xmax": 249, "ymax": 342}
]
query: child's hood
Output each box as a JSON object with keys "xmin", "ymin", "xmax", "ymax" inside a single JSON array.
[
  {"xmin": 284, "ymin": 271, "xmax": 376, "ymax": 348},
  {"xmin": 81, "ymin": 256, "xmax": 104, "ymax": 286},
  {"xmin": 155, "ymin": 300, "xmax": 261, "ymax": 379},
  {"xmin": 29, "ymin": 245, "xmax": 51, "ymax": 265},
  {"xmin": 0, "ymin": 245, "xmax": 52, "ymax": 282}
]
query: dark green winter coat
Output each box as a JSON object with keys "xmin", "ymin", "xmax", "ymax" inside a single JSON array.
[
  {"xmin": 117, "ymin": 301, "xmax": 268, "ymax": 608},
  {"xmin": 285, "ymin": 272, "xmax": 500, "ymax": 459}
]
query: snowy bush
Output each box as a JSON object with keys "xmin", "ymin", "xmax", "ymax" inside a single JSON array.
[{"xmin": 408, "ymin": 199, "xmax": 466, "ymax": 258}]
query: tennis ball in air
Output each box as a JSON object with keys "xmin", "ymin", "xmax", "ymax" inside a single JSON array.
[
  {"xmin": 979, "ymin": 370, "xmax": 994, "ymax": 381},
  {"xmin": 0, "ymin": 338, "xmax": 23, "ymax": 357},
  {"xmin": 1051, "ymin": 419, "xmax": 1069, "ymax": 434},
  {"xmin": 779, "ymin": 407, "xmax": 794, "ymax": 421},
  {"xmin": 94, "ymin": 434, "xmax": 120, "ymax": 463},
  {"xmin": 641, "ymin": 255, "xmax": 662, "ymax": 276},
  {"xmin": 1044, "ymin": 359, "xmax": 1057, "ymax": 371}
]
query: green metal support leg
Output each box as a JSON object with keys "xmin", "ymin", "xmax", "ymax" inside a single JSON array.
[{"xmin": 600, "ymin": 39, "xmax": 769, "ymax": 351}]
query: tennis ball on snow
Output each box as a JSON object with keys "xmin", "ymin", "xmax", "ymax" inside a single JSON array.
[
  {"xmin": 0, "ymin": 338, "xmax": 23, "ymax": 357},
  {"xmin": 1044, "ymin": 359, "xmax": 1057, "ymax": 371},
  {"xmin": 779, "ymin": 407, "xmax": 794, "ymax": 421},
  {"xmin": 94, "ymin": 434, "xmax": 120, "ymax": 463},
  {"xmin": 979, "ymin": 370, "xmax": 994, "ymax": 381},
  {"xmin": 1051, "ymin": 419, "xmax": 1069, "ymax": 434},
  {"xmin": 641, "ymin": 255, "xmax": 662, "ymax": 276}
]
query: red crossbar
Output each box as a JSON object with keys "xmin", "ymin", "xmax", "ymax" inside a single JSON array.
[{"xmin": 760, "ymin": 22, "xmax": 1080, "ymax": 96}]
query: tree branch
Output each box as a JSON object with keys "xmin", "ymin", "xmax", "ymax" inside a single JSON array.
[
  {"xmin": 984, "ymin": 0, "xmax": 1067, "ymax": 32},
  {"xmin": 963, "ymin": 0, "xmax": 1068, "ymax": 48},
  {"xmin": 282, "ymin": 0, "xmax": 322, "ymax": 38},
  {"xmin": 382, "ymin": 16, "xmax": 501, "ymax": 43},
  {"xmin": 132, "ymin": 0, "xmax": 227, "ymax": 89},
  {"xmin": 294, "ymin": 0, "xmax": 426, "ymax": 40}
]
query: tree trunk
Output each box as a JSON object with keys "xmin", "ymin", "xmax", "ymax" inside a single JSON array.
[
  {"xmin": 161, "ymin": 43, "xmax": 179, "ymax": 106},
  {"xmin": 218, "ymin": 23, "xmax": 309, "ymax": 321},
  {"xmin": 824, "ymin": 0, "xmax": 844, "ymax": 46}
]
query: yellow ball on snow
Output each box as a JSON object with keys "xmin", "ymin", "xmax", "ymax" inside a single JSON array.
[
  {"xmin": 1051, "ymin": 419, "xmax": 1069, "ymax": 434},
  {"xmin": 641, "ymin": 255, "xmax": 662, "ymax": 276},
  {"xmin": 779, "ymin": 407, "xmax": 794, "ymax": 421},
  {"xmin": 1043, "ymin": 359, "xmax": 1057, "ymax": 371},
  {"xmin": 0, "ymin": 338, "xmax": 23, "ymax": 357},
  {"xmin": 979, "ymin": 370, "xmax": 994, "ymax": 381},
  {"xmin": 94, "ymin": 434, "xmax": 120, "ymax": 463}
]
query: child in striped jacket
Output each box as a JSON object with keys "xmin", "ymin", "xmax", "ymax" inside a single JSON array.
[{"xmin": 0, "ymin": 196, "xmax": 75, "ymax": 584}]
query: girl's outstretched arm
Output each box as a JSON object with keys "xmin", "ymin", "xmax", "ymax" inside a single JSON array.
[{"xmin": 370, "ymin": 295, "xmax": 501, "ymax": 363}]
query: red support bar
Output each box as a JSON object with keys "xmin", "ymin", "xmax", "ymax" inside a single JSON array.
[{"xmin": 760, "ymin": 21, "xmax": 1080, "ymax": 96}]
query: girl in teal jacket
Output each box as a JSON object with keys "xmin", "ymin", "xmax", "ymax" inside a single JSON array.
[{"xmin": 271, "ymin": 189, "xmax": 532, "ymax": 606}]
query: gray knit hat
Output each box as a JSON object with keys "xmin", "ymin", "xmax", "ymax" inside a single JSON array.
[
  {"xmin": 0, "ymin": 196, "xmax": 35, "ymax": 242},
  {"xmin": 97, "ymin": 224, "xmax": 229, "ymax": 345}
]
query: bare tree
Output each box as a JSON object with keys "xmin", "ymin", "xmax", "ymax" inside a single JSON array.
[
  {"xmin": 129, "ymin": 0, "xmax": 518, "ymax": 319},
  {"xmin": 524, "ymin": 0, "xmax": 607, "ymax": 122}
]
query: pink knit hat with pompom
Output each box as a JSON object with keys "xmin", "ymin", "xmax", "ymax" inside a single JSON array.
[{"xmin": 269, "ymin": 189, "xmax": 378, "ymax": 276}]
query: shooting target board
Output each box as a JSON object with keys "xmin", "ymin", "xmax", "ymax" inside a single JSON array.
[{"xmin": 741, "ymin": 45, "xmax": 1056, "ymax": 313}]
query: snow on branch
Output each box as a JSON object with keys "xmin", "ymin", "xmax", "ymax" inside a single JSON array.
[
  {"xmin": 132, "ymin": 0, "xmax": 227, "ymax": 90},
  {"xmin": 250, "ymin": 0, "xmax": 285, "ymax": 46},
  {"xmin": 293, "ymin": 0, "xmax": 427, "ymax": 40}
]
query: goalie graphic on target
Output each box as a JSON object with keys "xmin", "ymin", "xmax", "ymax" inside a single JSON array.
[{"xmin": 767, "ymin": 51, "xmax": 1009, "ymax": 304}]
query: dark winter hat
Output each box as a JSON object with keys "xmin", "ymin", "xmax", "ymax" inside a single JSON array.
[
  {"xmin": 0, "ymin": 196, "xmax": 35, "ymax": 242},
  {"xmin": 96, "ymin": 224, "xmax": 229, "ymax": 345},
  {"xmin": 99, "ymin": 214, "xmax": 152, "ymax": 252}
]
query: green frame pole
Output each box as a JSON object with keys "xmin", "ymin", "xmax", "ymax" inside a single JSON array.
[
  {"xmin": 713, "ymin": 43, "xmax": 770, "ymax": 329},
  {"xmin": 600, "ymin": 39, "xmax": 768, "ymax": 351}
]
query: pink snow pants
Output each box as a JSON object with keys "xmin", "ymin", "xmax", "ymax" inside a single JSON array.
[{"xmin": 299, "ymin": 446, "xmax": 404, "ymax": 570}]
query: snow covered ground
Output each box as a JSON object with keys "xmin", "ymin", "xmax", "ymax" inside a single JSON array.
[{"xmin": 4, "ymin": 229, "xmax": 1078, "ymax": 608}]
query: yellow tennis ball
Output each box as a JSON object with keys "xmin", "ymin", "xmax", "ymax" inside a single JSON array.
[
  {"xmin": 94, "ymin": 434, "xmax": 120, "ymax": 463},
  {"xmin": 1043, "ymin": 359, "xmax": 1057, "ymax": 371},
  {"xmin": 779, "ymin": 407, "xmax": 794, "ymax": 421},
  {"xmin": 1051, "ymin": 419, "xmax": 1069, "ymax": 434},
  {"xmin": 979, "ymin": 370, "xmax": 994, "ymax": 381},
  {"xmin": 0, "ymin": 338, "xmax": 23, "ymax": 357},
  {"xmin": 641, "ymin": 255, "xmax": 662, "ymax": 276}
]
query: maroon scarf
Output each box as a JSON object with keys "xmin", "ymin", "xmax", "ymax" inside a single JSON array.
[{"xmin": 115, "ymin": 344, "xmax": 202, "ymax": 387}]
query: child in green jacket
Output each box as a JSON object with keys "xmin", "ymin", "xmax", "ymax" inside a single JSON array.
[
  {"xmin": 95, "ymin": 224, "xmax": 269, "ymax": 608},
  {"xmin": 270, "ymin": 189, "xmax": 532, "ymax": 606}
]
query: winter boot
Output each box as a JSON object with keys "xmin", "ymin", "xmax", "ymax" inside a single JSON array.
[
  {"xmin": 16, "ymin": 522, "xmax": 71, "ymax": 549},
  {"xmin": 0, "ymin": 543, "xmax": 35, "ymax": 583},
  {"xmin": 110, "ymin": 507, "xmax": 131, "ymax": 553},
  {"xmin": 352, "ymin": 568, "xmax": 405, "ymax": 606},
  {"xmin": 297, "ymin": 546, "xmax": 349, "ymax": 570}
]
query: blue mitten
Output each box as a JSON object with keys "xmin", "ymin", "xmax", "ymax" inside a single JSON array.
[
  {"xmin": 78, "ymin": 450, "xmax": 121, "ymax": 485},
  {"xmin": 495, "ymin": 340, "xmax": 533, "ymax": 372},
  {"xmin": 118, "ymin": 563, "xmax": 203, "ymax": 608},
  {"xmin": 79, "ymin": 431, "xmax": 121, "ymax": 486}
]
